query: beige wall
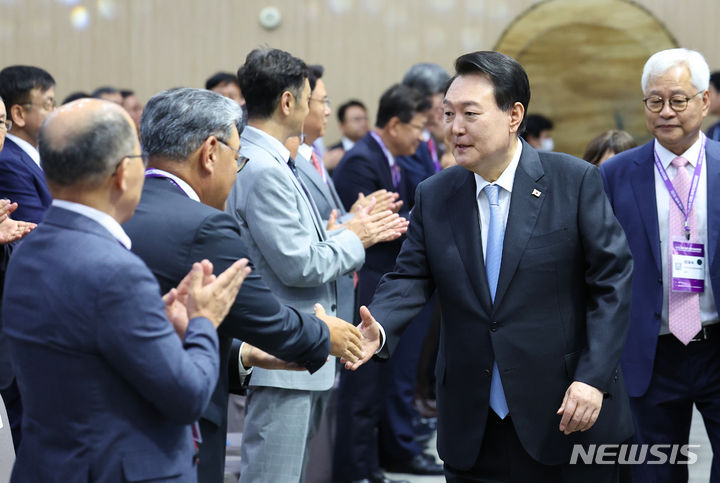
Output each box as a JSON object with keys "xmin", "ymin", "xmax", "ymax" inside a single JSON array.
[{"xmin": 1, "ymin": 0, "xmax": 718, "ymax": 144}]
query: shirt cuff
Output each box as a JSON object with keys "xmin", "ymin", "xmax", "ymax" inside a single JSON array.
[
  {"xmin": 237, "ymin": 342, "xmax": 254, "ymax": 381},
  {"xmin": 376, "ymin": 323, "xmax": 386, "ymax": 353}
]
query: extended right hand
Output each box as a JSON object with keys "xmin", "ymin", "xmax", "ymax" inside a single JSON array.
[
  {"xmin": 186, "ymin": 258, "xmax": 251, "ymax": 328},
  {"xmin": 314, "ymin": 303, "xmax": 364, "ymax": 363}
]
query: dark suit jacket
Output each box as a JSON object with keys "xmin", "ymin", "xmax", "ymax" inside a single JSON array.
[
  {"xmin": 600, "ymin": 139, "xmax": 720, "ymax": 397},
  {"xmin": 0, "ymin": 138, "xmax": 51, "ymax": 223},
  {"xmin": 123, "ymin": 177, "xmax": 331, "ymax": 482},
  {"xmin": 333, "ymin": 132, "xmax": 410, "ymax": 275},
  {"xmin": 3, "ymin": 206, "xmax": 219, "ymax": 482},
  {"xmin": 396, "ymin": 140, "xmax": 436, "ymax": 208},
  {"xmin": 369, "ymin": 141, "xmax": 634, "ymax": 468}
]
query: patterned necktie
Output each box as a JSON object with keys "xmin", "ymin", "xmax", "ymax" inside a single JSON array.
[
  {"xmin": 668, "ymin": 156, "xmax": 702, "ymax": 345},
  {"xmin": 484, "ymin": 184, "xmax": 509, "ymax": 418}
]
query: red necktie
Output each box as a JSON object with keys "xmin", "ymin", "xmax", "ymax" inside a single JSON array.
[{"xmin": 310, "ymin": 151, "xmax": 324, "ymax": 178}]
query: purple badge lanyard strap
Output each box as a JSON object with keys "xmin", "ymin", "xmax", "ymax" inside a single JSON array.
[
  {"xmin": 653, "ymin": 136, "xmax": 705, "ymax": 240},
  {"xmin": 145, "ymin": 169, "xmax": 192, "ymax": 199},
  {"xmin": 369, "ymin": 131, "xmax": 401, "ymax": 188}
]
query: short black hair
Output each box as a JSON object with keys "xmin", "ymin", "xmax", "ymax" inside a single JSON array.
[
  {"xmin": 522, "ymin": 114, "xmax": 554, "ymax": 139},
  {"xmin": 205, "ymin": 72, "xmax": 239, "ymax": 91},
  {"xmin": 375, "ymin": 84, "xmax": 431, "ymax": 128},
  {"xmin": 308, "ymin": 65, "xmax": 324, "ymax": 93},
  {"xmin": 62, "ymin": 92, "xmax": 91, "ymax": 105},
  {"xmin": 237, "ymin": 48, "xmax": 308, "ymax": 120},
  {"xmin": 449, "ymin": 51, "xmax": 531, "ymax": 134},
  {"xmin": 337, "ymin": 99, "xmax": 366, "ymax": 123},
  {"xmin": 710, "ymin": 71, "xmax": 720, "ymax": 91},
  {"xmin": 0, "ymin": 65, "xmax": 55, "ymax": 115},
  {"xmin": 92, "ymin": 86, "xmax": 121, "ymax": 98},
  {"xmin": 120, "ymin": 89, "xmax": 135, "ymax": 99}
]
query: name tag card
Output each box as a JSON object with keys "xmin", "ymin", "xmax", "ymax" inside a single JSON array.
[{"xmin": 672, "ymin": 240, "xmax": 705, "ymax": 293}]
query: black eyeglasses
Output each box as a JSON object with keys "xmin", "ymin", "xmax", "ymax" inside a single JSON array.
[
  {"xmin": 0, "ymin": 119, "xmax": 11, "ymax": 131},
  {"xmin": 22, "ymin": 98, "xmax": 57, "ymax": 112},
  {"xmin": 643, "ymin": 91, "xmax": 702, "ymax": 113},
  {"xmin": 111, "ymin": 153, "xmax": 149, "ymax": 175},
  {"xmin": 218, "ymin": 139, "xmax": 249, "ymax": 172}
]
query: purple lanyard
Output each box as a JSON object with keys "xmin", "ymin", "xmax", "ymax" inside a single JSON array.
[
  {"xmin": 145, "ymin": 169, "xmax": 192, "ymax": 199},
  {"xmin": 653, "ymin": 136, "xmax": 705, "ymax": 239},
  {"xmin": 369, "ymin": 131, "xmax": 401, "ymax": 188}
]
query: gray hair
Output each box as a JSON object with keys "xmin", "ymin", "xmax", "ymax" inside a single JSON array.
[
  {"xmin": 39, "ymin": 107, "xmax": 135, "ymax": 187},
  {"xmin": 141, "ymin": 88, "xmax": 244, "ymax": 160},
  {"xmin": 641, "ymin": 48, "xmax": 710, "ymax": 93},
  {"xmin": 402, "ymin": 63, "xmax": 451, "ymax": 97}
]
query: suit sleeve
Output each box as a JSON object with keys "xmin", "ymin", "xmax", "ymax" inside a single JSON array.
[
  {"xmin": 369, "ymin": 182, "xmax": 436, "ymax": 358},
  {"xmin": 574, "ymin": 165, "xmax": 633, "ymax": 394},
  {"xmin": 242, "ymin": 166, "xmax": 364, "ymax": 287},
  {"xmin": 0, "ymin": 159, "xmax": 47, "ymax": 224},
  {"xmin": 96, "ymin": 261, "xmax": 220, "ymax": 424},
  {"xmin": 188, "ymin": 212, "xmax": 330, "ymax": 373}
]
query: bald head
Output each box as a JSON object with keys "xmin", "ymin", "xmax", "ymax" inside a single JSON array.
[{"xmin": 40, "ymin": 98, "xmax": 136, "ymax": 187}]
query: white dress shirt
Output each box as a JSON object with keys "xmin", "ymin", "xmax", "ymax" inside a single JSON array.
[
  {"xmin": 654, "ymin": 133, "xmax": 718, "ymax": 334},
  {"xmin": 6, "ymin": 133, "xmax": 41, "ymax": 168},
  {"xmin": 244, "ymin": 125, "xmax": 291, "ymax": 162},
  {"xmin": 52, "ymin": 199, "xmax": 132, "ymax": 249},
  {"xmin": 341, "ymin": 136, "xmax": 355, "ymax": 152},
  {"xmin": 474, "ymin": 138, "xmax": 523, "ymax": 259}
]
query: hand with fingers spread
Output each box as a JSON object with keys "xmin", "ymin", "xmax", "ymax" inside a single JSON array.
[
  {"xmin": 314, "ymin": 303, "xmax": 364, "ymax": 363},
  {"xmin": 326, "ymin": 209, "xmax": 342, "ymax": 231},
  {"xmin": 0, "ymin": 199, "xmax": 36, "ymax": 244},
  {"xmin": 185, "ymin": 258, "xmax": 251, "ymax": 328},
  {"xmin": 240, "ymin": 343, "xmax": 304, "ymax": 371},
  {"xmin": 343, "ymin": 305, "xmax": 382, "ymax": 371},
  {"xmin": 344, "ymin": 201, "xmax": 409, "ymax": 248},
  {"xmin": 163, "ymin": 260, "xmax": 215, "ymax": 337},
  {"xmin": 557, "ymin": 381, "xmax": 603, "ymax": 435}
]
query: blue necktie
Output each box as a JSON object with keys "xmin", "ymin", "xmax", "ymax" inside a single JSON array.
[{"xmin": 484, "ymin": 184, "xmax": 509, "ymax": 419}]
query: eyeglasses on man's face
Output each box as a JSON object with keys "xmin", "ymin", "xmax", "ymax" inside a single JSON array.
[
  {"xmin": 309, "ymin": 96, "xmax": 331, "ymax": 108},
  {"xmin": 218, "ymin": 138, "xmax": 249, "ymax": 172},
  {"xmin": 642, "ymin": 91, "xmax": 702, "ymax": 113},
  {"xmin": 22, "ymin": 97, "xmax": 57, "ymax": 112}
]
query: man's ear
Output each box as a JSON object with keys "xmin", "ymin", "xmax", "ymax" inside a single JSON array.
[
  {"xmin": 279, "ymin": 91, "xmax": 294, "ymax": 117},
  {"xmin": 509, "ymin": 102, "xmax": 525, "ymax": 134},
  {"xmin": 386, "ymin": 117, "xmax": 401, "ymax": 137},
  {"xmin": 199, "ymin": 136, "xmax": 219, "ymax": 174},
  {"xmin": 9, "ymin": 104, "xmax": 26, "ymax": 128},
  {"xmin": 113, "ymin": 157, "xmax": 130, "ymax": 192}
]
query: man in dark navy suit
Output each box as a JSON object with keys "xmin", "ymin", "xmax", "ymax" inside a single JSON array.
[
  {"xmin": 0, "ymin": 65, "xmax": 55, "ymax": 450},
  {"xmin": 601, "ymin": 48, "xmax": 720, "ymax": 483},
  {"xmin": 350, "ymin": 51, "xmax": 634, "ymax": 483}
]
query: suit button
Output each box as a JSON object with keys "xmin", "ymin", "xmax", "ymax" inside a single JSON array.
[
  {"xmin": 331, "ymin": 304, "xmax": 337, "ymax": 312},
  {"xmin": 490, "ymin": 322, "xmax": 498, "ymax": 332},
  {"xmin": 481, "ymin": 369, "xmax": 491, "ymax": 378},
  {"xmin": 654, "ymin": 312, "xmax": 661, "ymax": 320}
]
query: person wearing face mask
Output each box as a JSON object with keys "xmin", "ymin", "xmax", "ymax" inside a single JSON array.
[{"xmin": 522, "ymin": 113, "xmax": 555, "ymax": 152}]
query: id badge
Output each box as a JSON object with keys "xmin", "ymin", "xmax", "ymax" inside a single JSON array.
[{"xmin": 671, "ymin": 239, "xmax": 705, "ymax": 293}]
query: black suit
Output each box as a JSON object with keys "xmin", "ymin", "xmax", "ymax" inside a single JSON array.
[
  {"xmin": 370, "ymin": 142, "xmax": 634, "ymax": 478},
  {"xmin": 123, "ymin": 176, "xmax": 331, "ymax": 483}
]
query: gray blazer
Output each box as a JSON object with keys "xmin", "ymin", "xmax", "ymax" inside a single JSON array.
[
  {"xmin": 226, "ymin": 127, "xmax": 365, "ymax": 391},
  {"xmin": 296, "ymin": 151, "xmax": 356, "ymax": 324}
]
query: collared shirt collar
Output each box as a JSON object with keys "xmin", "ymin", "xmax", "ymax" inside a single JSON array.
[
  {"xmin": 144, "ymin": 168, "xmax": 200, "ymax": 202},
  {"xmin": 244, "ymin": 125, "xmax": 291, "ymax": 163},
  {"xmin": 6, "ymin": 133, "xmax": 40, "ymax": 168},
  {"xmin": 52, "ymin": 199, "xmax": 132, "ymax": 249},
  {"xmin": 474, "ymin": 137, "xmax": 523, "ymax": 198},
  {"xmin": 297, "ymin": 143, "xmax": 314, "ymax": 162},
  {"xmin": 654, "ymin": 132, "xmax": 705, "ymax": 169},
  {"xmin": 341, "ymin": 136, "xmax": 355, "ymax": 151}
]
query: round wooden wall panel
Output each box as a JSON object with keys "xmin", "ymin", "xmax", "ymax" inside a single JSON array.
[{"xmin": 495, "ymin": 0, "xmax": 677, "ymax": 157}]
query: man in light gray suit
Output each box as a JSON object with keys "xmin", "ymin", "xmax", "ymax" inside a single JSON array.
[{"xmin": 226, "ymin": 48, "xmax": 409, "ymax": 482}]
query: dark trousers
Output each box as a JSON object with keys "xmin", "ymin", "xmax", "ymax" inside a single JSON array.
[
  {"xmin": 444, "ymin": 412, "xmax": 623, "ymax": 483},
  {"xmin": 630, "ymin": 333, "xmax": 720, "ymax": 483},
  {"xmin": 0, "ymin": 379, "xmax": 21, "ymax": 450}
]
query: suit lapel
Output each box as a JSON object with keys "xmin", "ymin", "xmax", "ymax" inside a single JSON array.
[
  {"xmin": 448, "ymin": 170, "xmax": 492, "ymax": 313},
  {"xmin": 296, "ymin": 154, "xmax": 337, "ymax": 212},
  {"xmin": 630, "ymin": 143, "xmax": 661, "ymax": 273},
  {"xmin": 242, "ymin": 129, "xmax": 326, "ymax": 240},
  {"xmin": 493, "ymin": 146, "xmax": 547, "ymax": 309},
  {"xmin": 705, "ymin": 140, "xmax": 720, "ymax": 270},
  {"xmin": 367, "ymin": 135, "xmax": 395, "ymax": 190}
]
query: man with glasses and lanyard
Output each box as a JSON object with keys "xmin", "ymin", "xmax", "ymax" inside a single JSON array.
[{"xmin": 601, "ymin": 48, "xmax": 720, "ymax": 482}]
